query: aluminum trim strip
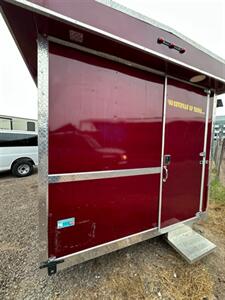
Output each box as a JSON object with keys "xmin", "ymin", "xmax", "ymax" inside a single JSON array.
[
  {"xmin": 5, "ymin": 0, "xmax": 225, "ymax": 84},
  {"xmin": 199, "ymin": 91, "xmax": 211, "ymax": 212},
  {"xmin": 48, "ymin": 167, "xmax": 161, "ymax": 184},
  {"xmin": 54, "ymin": 214, "xmax": 204, "ymax": 271},
  {"xmin": 158, "ymin": 76, "xmax": 167, "ymax": 229},
  {"xmin": 55, "ymin": 227, "xmax": 159, "ymax": 270},
  {"xmin": 38, "ymin": 35, "xmax": 49, "ymax": 262}
]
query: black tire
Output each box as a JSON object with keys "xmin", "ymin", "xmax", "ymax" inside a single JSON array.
[{"xmin": 11, "ymin": 159, "xmax": 33, "ymax": 177}]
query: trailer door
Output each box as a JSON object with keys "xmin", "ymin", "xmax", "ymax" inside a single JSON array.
[
  {"xmin": 160, "ymin": 78, "xmax": 209, "ymax": 229},
  {"xmin": 44, "ymin": 42, "xmax": 164, "ymax": 262}
]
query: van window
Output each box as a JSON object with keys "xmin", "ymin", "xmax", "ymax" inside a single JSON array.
[{"xmin": 0, "ymin": 133, "xmax": 38, "ymax": 147}]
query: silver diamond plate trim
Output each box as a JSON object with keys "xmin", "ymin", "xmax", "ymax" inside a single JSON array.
[{"xmin": 38, "ymin": 35, "xmax": 49, "ymax": 262}]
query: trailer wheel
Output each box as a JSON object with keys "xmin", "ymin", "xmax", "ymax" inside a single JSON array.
[{"xmin": 11, "ymin": 159, "xmax": 33, "ymax": 177}]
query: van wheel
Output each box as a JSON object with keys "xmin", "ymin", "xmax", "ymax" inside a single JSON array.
[{"xmin": 11, "ymin": 159, "xmax": 33, "ymax": 177}]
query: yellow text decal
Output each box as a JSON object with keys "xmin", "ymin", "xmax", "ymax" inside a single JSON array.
[{"xmin": 168, "ymin": 99, "xmax": 204, "ymax": 114}]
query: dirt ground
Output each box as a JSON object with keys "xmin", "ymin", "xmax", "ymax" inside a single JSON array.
[
  {"xmin": 219, "ymin": 157, "xmax": 225, "ymax": 187},
  {"xmin": 0, "ymin": 171, "xmax": 225, "ymax": 300}
]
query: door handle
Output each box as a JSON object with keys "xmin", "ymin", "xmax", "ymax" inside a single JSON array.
[{"xmin": 163, "ymin": 166, "xmax": 169, "ymax": 183}]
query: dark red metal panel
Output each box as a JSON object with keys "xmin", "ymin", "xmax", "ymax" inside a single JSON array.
[
  {"xmin": 161, "ymin": 79, "xmax": 207, "ymax": 228},
  {"xmin": 48, "ymin": 175, "xmax": 160, "ymax": 258},
  {"xmin": 1, "ymin": 1, "xmax": 225, "ymax": 93},
  {"xmin": 29, "ymin": 0, "xmax": 225, "ymax": 82},
  {"xmin": 48, "ymin": 42, "xmax": 163, "ymax": 258},
  {"xmin": 49, "ymin": 43, "xmax": 164, "ymax": 173}
]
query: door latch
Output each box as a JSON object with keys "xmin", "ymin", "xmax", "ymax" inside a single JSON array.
[
  {"xmin": 164, "ymin": 154, "xmax": 171, "ymax": 166},
  {"xmin": 163, "ymin": 154, "xmax": 171, "ymax": 183},
  {"xmin": 163, "ymin": 166, "xmax": 169, "ymax": 182}
]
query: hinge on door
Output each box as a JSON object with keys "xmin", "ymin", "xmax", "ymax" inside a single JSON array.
[
  {"xmin": 40, "ymin": 258, "xmax": 64, "ymax": 276},
  {"xmin": 204, "ymin": 89, "xmax": 211, "ymax": 95},
  {"xmin": 200, "ymin": 160, "xmax": 209, "ymax": 165},
  {"xmin": 199, "ymin": 152, "xmax": 206, "ymax": 157},
  {"xmin": 199, "ymin": 152, "xmax": 208, "ymax": 165}
]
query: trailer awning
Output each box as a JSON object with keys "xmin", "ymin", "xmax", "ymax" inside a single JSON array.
[{"xmin": 1, "ymin": 0, "xmax": 225, "ymax": 93}]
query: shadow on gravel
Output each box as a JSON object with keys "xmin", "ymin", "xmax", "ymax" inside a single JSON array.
[{"xmin": 0, "ymin": 168, "xmax": 38, "ymax": 180}]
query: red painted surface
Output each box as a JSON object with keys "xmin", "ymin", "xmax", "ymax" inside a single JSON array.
[
  {"xmin": 0, "ymin": 0, "xmax": 216, "ymax": 263},
  {"xmin": 49, "ymin": 43, "xmax": 164, "ymax": 174},
  {"xmin": 161, "ymin": 79, "xmax": 207, "ymax": 227},
  {"xmin": 1, "ymin": 1, "xmax": 225, "ymax": 93},
  {"xmin": 29, "ymin": 0, "xmax": 225, "ymax": 82},
  {"xmin": 48, "ymin": 43, "xmax": 163, "ymax": 258},
  {"xmin": 48, "ymin": 175, "xmax": 160, "ymax": 258}
]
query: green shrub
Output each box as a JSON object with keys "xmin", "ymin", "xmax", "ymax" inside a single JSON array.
[{"xmin": 210, "ymin": 177, "xmax": 225, "ymax": 203}]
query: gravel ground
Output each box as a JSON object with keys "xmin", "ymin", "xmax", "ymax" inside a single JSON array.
[{"xmin": 0, "ymin": 171, "xmax": 225, "ymax": 300}]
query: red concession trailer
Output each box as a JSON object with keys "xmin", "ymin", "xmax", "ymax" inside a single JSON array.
[{"xmin": 1, "ymin": 0, "xmax": 225, "ymax": 275}]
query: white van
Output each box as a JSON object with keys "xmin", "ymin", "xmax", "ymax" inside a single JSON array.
[{"xmin": 0, "ymin": 130, "xmax": 38, "ymax": 177}]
